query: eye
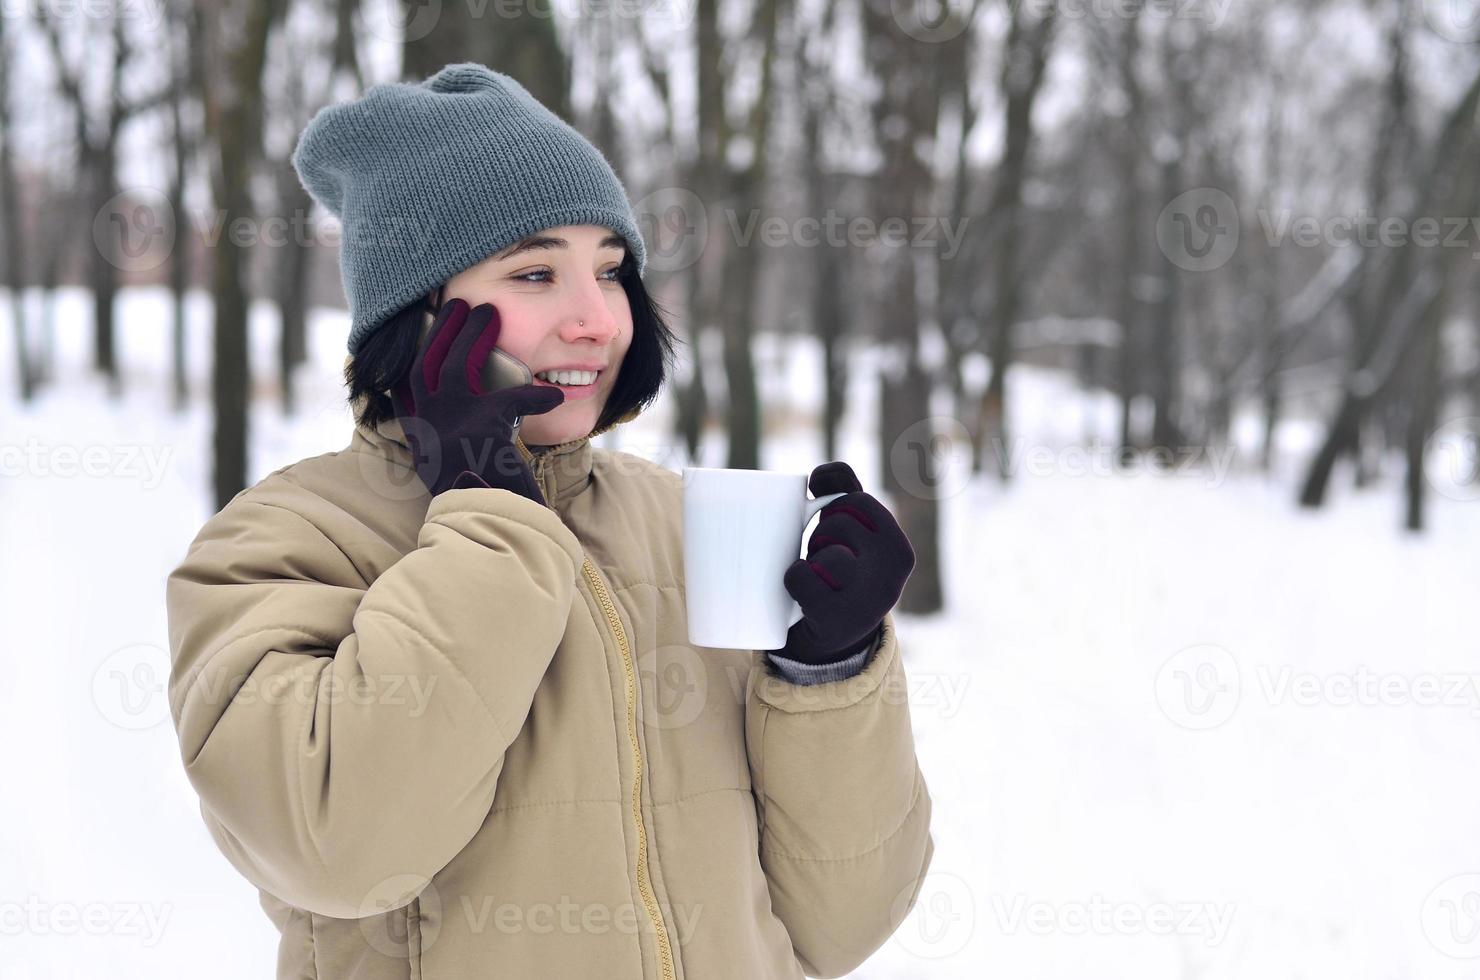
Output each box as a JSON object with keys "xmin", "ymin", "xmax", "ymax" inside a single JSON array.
[{"xmin": 512, "ymin": 266, "xmax": 623, "ymax": 284}]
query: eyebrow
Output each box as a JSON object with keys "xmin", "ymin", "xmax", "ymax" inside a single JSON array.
[{"xmin": 496, "ymin": 234, "xmax": 628, "ymax": 262}]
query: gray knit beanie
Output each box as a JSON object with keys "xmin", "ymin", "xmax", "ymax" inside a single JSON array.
[{"xmin": 291, "ymin": 62, "xmax": 648, "ymax": 355}]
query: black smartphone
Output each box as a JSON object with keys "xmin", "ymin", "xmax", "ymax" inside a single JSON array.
[{"xmin": 419, "ymin": 306, "xmax": 535, "ymax": 438}]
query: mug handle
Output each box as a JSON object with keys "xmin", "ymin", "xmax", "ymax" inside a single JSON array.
[{"xmin": 785, "ymin": 491, "xmax": 850, "ymax": 629}]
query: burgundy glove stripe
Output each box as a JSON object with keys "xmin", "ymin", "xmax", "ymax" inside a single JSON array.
[
  {"xmin": 806, "ymin": 534, "xmax": 855, "ymax": 557},
  {"xmin": 806, "ymin": 559, "xmax": 842, "ymax": 590},
  {"xmin": 422, "ymin": 299, "xmax": 468, "ymax": 393},
  {"xmin": 464, "ymin": 306, "xmax": 502, "ymax": 395},
  {"xmin": 821, "ymin": 502, "xmax": 877, "ymax": 532}
]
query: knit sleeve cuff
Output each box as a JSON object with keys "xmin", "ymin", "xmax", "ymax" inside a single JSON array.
[{"xmin": 764, "ymin": 634, "xmax": 879, "ymax": 686}]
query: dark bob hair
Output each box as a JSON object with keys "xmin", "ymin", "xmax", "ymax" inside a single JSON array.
[{"xmin": 345, "ymin": 246, "xmax": 680, "ymax": 438}]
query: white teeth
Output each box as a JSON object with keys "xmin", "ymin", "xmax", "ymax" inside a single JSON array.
[{"xmin": 535, "ymin": 369, "xmax": 597, "ymax": 386}]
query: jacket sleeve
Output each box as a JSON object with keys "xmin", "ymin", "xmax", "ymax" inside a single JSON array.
[
  {"xmin": 745, "ymin": 611, "xmax": 935, "ymax": 977},
  {"xmin": 165, "ymin": 482, "xmax": 585, "ymax": 919}
]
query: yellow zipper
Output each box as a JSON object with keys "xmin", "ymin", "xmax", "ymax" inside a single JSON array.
[
  {"xmin": 582, "ymin": 556, "xmax": 677, "ymax": 980},
  {"xmin": 520, "ymin": 432, "xmax": 676, "ymax": 979}
]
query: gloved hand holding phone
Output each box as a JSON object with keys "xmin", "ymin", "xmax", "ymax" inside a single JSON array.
[{"xmin": 390, "ymin": 297, "xmax": 565, "ymax": 503}]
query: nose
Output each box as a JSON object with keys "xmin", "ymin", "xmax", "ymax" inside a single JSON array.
[{"xmin": 559, "ymin": 287, "xmax": 620, "ymax": 343}]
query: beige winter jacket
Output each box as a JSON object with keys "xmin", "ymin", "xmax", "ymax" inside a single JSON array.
[{"xmin": 164, "ymin": 399, "xmax": 935, "ymax": 979}]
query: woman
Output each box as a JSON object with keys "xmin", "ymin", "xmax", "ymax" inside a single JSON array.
[{"xmin": 165, "ymin": 63, "xmax": 933, "ymax": 980}]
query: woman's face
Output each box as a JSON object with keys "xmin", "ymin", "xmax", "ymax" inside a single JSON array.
[{"xmin": 437, "ymin": 223, "xmax": 633, "ymax": 447}]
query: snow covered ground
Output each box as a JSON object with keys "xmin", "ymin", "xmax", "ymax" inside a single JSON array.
[{"xmin": 2, "ymin": 286, "xmax": 1478, "ymax": 978}]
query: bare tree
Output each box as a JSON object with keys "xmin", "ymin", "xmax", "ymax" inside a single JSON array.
[
  {"xmin": 796, "ymin": 0, "xmax": 850, "ymax": 460},
  {"xmin": 165, "ymin": 0, "xmax": 207, "ymax": 412},
  {"xmin": 266, "ymin": 2, "xmax": 361, "ymax": 415},
  {"xmin": 1298, "ymin": 63, "xmax": 1480, "ymax": 510},
  {"xmin": 198, "ymin": 0, "xmax": 283, "ymax": 507},
  {"xmin": 975, "ymin": 3, "xmax": 1058, "ymax": 479},
  {"xmin": 400, "ymin": 0, "xmax": 569, "ymax": 118},
  {"xmin": 857, "ymin": 0, "xmax": 954, "ymax": 615},
  {"xmin": 0, "ymin": 12, "xmax": 34, "ymax": 402},
  {"xmin": 37, "ymin": 4, "xmax": 170, "ymax": 396}
]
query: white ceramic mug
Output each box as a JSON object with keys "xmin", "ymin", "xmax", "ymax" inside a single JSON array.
[{"xmin": 683, "ymin": 466, "xmax": 847, "ymax": 650}]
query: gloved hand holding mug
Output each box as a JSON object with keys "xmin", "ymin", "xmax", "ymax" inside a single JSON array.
[{"xmin": 768, "ymin": 461, "xmax": 916, "ymax": 665}]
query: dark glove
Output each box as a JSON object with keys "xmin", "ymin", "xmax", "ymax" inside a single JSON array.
[
  {"xmin": 767, "ymin": 461, "xmax": 916, "ymax": 665},
  {"xmin": 389, "ymin": 298, "xmax": 565, "ymax": 503}
]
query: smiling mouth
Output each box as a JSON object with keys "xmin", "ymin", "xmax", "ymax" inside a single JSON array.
[{"xmin": 532, "ymin": 376, "xmax": 596, "ymax": 390}]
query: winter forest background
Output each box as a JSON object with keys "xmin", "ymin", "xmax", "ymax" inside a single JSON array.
[{"xmin": 3, "ymin": 0, "xmax": 1480, "ymax": 977}]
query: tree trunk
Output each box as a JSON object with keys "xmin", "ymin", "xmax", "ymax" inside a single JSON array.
[
  {"xmin": 974, "ymin": 6, "xmax": 1056, "ymax": 479},
  {"xmin": 90, "ymin": 141, "xmax": 120, "ymax": 395},
  {"xmin": 859, "ymin": 0, "xmax": 952, "ymax": 616},
  {"xmin": 200, "ymin": 0, "xmax": 278, "ymax": 509},
  {"xmin": 0, "ymin": 13, "xmax": 34, "ymax": 402},
  {"xmin": 402, "ymin": 0, "xmax": 570, "ymax": 121},
  {"xmin": 718, "ymin": 0, "xmax": 780, "ymax": 470}
]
